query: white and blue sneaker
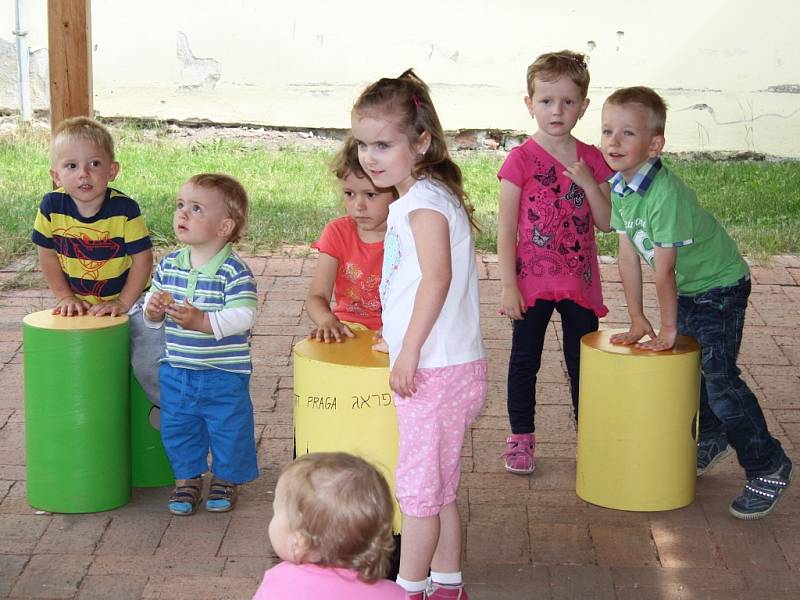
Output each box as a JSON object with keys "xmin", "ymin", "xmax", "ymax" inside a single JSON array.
[{"xmin": 729, "ymin": 457, "xmax": 794, "ymax": 520}]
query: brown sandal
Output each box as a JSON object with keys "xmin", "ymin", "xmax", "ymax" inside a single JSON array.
[
  {"xmin": 205, "ymin": 477, "xmax": 238, "ymax": 512},
  {"xmin": 168, "ymin": 477, "xmax": 203, "ymax": 516}
]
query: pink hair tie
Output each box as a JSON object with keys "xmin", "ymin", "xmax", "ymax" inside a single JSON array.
[{"xmin": 412, "ymin": 94, "xmax": 422, "ymax": 109}]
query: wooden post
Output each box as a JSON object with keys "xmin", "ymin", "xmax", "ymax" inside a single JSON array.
[{"xmin": 48, "ymin": 0, "xmax": 92, "ymax": 130}]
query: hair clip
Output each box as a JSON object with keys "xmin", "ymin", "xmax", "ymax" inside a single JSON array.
[
  {"xmin": 411, "ymin": 94, "xmax": 422, "ymax": 109},
  {"xmin": 570, "ymin": 56, "xmax": 588, "ymax": 69}
]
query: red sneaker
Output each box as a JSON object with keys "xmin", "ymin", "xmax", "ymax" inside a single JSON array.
[{"xmin": 427, "ymin": 584, "xmax": 469, "ymax": 599}]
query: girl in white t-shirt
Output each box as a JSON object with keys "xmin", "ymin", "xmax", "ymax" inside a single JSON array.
[
  {"xmin": 252, "ymin": 452, "xmax": 405, "ymax": 600},
  {"xmin": 351, "ymin": 69, "xmax": 487, "ymax": 600}
]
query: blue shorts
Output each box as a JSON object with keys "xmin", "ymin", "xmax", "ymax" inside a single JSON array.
[{"xmin": 159, "ymin": 363, "xmax": 258, "ymax": 483}]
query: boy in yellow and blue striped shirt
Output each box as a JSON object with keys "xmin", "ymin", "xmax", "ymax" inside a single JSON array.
[{"xmin": 33, "ymin": 116, "xmax": 153, "ymax": 317}]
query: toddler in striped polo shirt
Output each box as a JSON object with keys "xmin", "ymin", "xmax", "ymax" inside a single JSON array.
[{"xmin": 144, "ymin": 173, "xmax": 259, "ymax": 515}]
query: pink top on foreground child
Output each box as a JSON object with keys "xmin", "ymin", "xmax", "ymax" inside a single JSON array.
[
  {"xmin": 253, "ymin": 562, "xmax": 405, "ymax": 600},
  {"xmin": 252, "ymin": 453, "xmax": 405, "ymax": 600}
]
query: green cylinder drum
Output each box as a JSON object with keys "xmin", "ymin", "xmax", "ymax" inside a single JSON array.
[
  {"xmin": 23, "ymin": 310, "xmax": 131, "ymax": 512},
  {"xmin": 130, "ymin": 372, "xmax": 174, "ymax": 487}
]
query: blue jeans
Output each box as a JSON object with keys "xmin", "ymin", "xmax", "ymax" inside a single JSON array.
[
  {"xmin": 677, "ymin": 276, "xmax": 786, "ymax": 477},
  {"xmin": 507, "ymin": 299, "xmax": 598, "ymax": 433},
  {"xmin": 159, "ymin": 363, "xmax": 258, "ymax": 483}
]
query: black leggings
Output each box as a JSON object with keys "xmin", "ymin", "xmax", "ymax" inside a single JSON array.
[{"xmin": 506, "ymin": 299, "xmax": 598, "ymax": 433}]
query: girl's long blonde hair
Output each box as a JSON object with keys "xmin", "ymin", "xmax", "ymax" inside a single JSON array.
[{"xmin": 352, "ymin": 69, "xmax": 478, "ymax": 229}]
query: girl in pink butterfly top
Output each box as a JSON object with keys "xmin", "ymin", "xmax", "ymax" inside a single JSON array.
[{"xmin": 498, "ymin": 50, "xmax": 613, "ymax": 476}]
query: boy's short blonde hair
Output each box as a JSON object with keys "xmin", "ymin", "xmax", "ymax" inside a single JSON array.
[
  {"xmin": 527, "ymin": 50, "xmax": 590, "ymax": 98},
  {"xmin": 50, "ymin": 116, "xmax": 116, "ymax": 164},
  {"xmin": 187, "ymin": 173, "xmax": 248, "ymax": 243},
  {"xmin": 604, "ymin": 86, "xmax": 668, "ymax": 135},
  {"xmin": 279, "ymin": 452, "xmax": 395, "ymax": 582}
]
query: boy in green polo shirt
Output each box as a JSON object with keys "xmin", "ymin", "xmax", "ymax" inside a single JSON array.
[{"xmin": 600, "ymin": 86, "xmax": 792, "ymax": 519}]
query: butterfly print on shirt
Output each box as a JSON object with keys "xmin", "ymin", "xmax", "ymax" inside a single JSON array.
[
  {"xmin": 515, "ymin": 255, "xmax": 528, "ymax": 278},
  {"xmin": 564, "ymin": 182, "xmax": 586, "ymax": 208},
  {"xmin": 558, "ymin": 240, "xmax": 581, "ymax": 255},
  {"xmin": 517, "ymin": 156, "xmax": 595, "ymax": 284},
  {"xmin": 531, "ymin": 226, "xmax": 554, "ymax": 248},
  {"xmin": 572, "ymin": 214, "xmax": 590, "ymax": 235},
  {"xmin": 533, "ymin": 165, "xmax": 557, "ymax": 187},
  {"xmin": 582, "ymin": 264, "xmax": 592, "ymax": 284}
]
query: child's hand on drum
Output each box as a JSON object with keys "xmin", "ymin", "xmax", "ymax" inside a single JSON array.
[
  {"xmin": 308, "ymin": 315, "xmax": 355, "ymax": 343},
  {"xmin": 610, "ymin": 315, "xmax": 656, "ymax": 346},
  {"xmin": 88, "ymin": 299, "xmax": 130, "ymax": 317},
  {"xmin": 53, "ymin": 295, "xmax": 90, "ymax": 317},
  {"xmin": 371, "ymin": 329, "xmax": 389, "ymax": 353}
]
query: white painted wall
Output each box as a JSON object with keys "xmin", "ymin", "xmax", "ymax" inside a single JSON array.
[{"xmin": 2, "ymin": 0, "xmax": 799, "ymax": 156}]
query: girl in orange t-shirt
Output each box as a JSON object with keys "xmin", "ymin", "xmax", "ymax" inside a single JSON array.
[{"xmin": 306, "ymin": 138, "xmax": 396, "ymax": 342}]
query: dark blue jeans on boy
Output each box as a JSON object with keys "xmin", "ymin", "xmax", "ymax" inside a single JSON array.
[
  {"xmin": 507, "ymin": 299, "xmax": 598, "ymax": 432},
  {"xmin": 677, "ymin": 275, "xmax": 787, "ymax": 477}
]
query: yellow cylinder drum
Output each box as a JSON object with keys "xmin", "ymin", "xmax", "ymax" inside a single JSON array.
[
  {"xmin": 293, "ymin": 329, "xmax": 400, "ymax": 532},
  {"xmin": 576, "ymin": 329, "xmax": 701, "ymax": 511}
]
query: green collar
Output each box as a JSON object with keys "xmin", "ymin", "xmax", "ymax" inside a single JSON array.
[{"xmin": 174, "ymin": 243, "xmax": 233, "ymax": 274}]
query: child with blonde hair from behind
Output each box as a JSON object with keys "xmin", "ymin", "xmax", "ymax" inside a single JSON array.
[
  {"xmin": 498, "ymin": 50, "xmax": 613, "ymax": 475},
  {"xmin": 351, "ymin": 69, "xmax": 487, "ymax": 600},
  {"xmin": 306, "ymin": 137, "xmax": 396, "ymax": 342},
  {"xmin": 252, "ymin": 452, "xmax": 405, "ymax": 599}
]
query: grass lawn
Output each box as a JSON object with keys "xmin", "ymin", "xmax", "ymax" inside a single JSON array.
[{"xmin": 1, "ymin": 126, "xmax": 798, "ymax": 266}]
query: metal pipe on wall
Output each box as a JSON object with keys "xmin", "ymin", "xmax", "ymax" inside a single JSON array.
[{"xmin": 13, "ymin": 0, "xmax": 32, "ymax": 122}]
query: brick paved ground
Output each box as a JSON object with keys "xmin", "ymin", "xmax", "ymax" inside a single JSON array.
[{"xmin": 1, "ymin": 251, "xmax": 798, "ymax": 599}]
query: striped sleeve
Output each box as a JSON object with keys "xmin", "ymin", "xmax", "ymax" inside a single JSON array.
[
  {"xmin": 222, "ymin": 259, "xmax": 258, "ymax": 309},
  {"xmin": 110, "ymin": 192, "xmax": 152, "ymax": 255},
  {"xmin": 31, "ymin": 196, "xmax": 55, "ymax": 249}
]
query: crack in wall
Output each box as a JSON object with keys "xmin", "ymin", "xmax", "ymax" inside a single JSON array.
[{"xmin": 176, "ymin": 31, "xmax": 221, "ymax": 92}]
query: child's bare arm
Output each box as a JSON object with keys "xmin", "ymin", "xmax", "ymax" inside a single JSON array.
[
  {"xmin": 89, "ymin": 249, "xmax": 153, "ymax": 317},
  {"xmin": 390, "ymin": 209, "xmax": 450, "ymax": 397},
  {"xmin": 563, "ymin": 160, "xmax": 612, "ymax": 232},
  {"xmin": 38, "ymin": 246, "xmax": 90, "ymax": 316},
  {"xmin": 610, "ymin": 235, "xmax": 656, "ymax": 345},
  {"xmin": 306, "ymin": 253, "xmax": 354, "ymax": 342},
  {"xmin": 589, "ymin": 181, "xmax": 612, "ymax": 232},
  {"xmin": 497, "ymin": 179, "xmax": 526, "ymax": 320},
  {"xmin": 637, "ymin": 246, "xmax": 678, "ymax": 351}
]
